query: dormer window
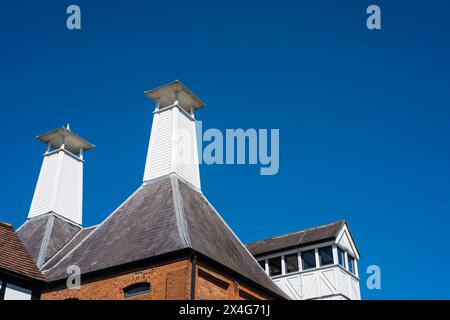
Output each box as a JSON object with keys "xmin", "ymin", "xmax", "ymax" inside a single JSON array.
[
  {"xmin": 258, "ymin": 246, "xmax": 357, "ymax": 279},
  {"xmin": 123, "ymin": 283, "xmax": 150, "ymax": 298},
  {"xmin": 268, "ymin": 257, "xmax": 282, "ymax": 276},
  {"xmin": 285, "ymin": 253, "xmax": 299, "ymax": 273},
  {"xmin": 301, "ymin": 250, "xmax": 316, "ymax": 270},
  {"xmin": 257, "ymin": 259, "xmax": 266, "ymax": 271},
  {"xmin": 319, "ymin": 246, "xmax": 333, "ymax": 266},
  {"xmin": 347, "ymin": 255, "xmax": 355, "ymax": 274},
  {"xmin": 337, "ymin": 248, "xmax": 345, "ymax": 267}
]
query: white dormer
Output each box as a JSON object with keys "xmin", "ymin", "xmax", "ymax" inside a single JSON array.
[
  {"xmin": 335, "ymin": 223, "xmax": 359, "ymax": 260},
  {"xmin": 248, "ymin": 222, "xmax": 361, "ymax": 300}
]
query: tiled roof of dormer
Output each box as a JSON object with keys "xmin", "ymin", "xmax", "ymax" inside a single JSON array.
[
  {"xmin": 0, "ymin": 221, "xmax": 45, "ymax": 281},
  {"xmin": 245, "ymin": 221, "xmax": 346, "ymax": 256}
]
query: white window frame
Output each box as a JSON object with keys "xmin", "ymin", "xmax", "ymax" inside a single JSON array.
[{"xmin": 256, "ymin": 240, "xmax": 359, "ymax": 278}]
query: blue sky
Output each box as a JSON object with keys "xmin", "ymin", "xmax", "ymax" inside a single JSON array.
[{"xmin": 1, "ymin": 0, "xmax": 450, "ymax": 299}]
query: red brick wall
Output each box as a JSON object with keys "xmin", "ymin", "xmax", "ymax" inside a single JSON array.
[
  {"xmin": 195, "ymin": 262, "xmax": 268, "ymax": 300},
  {"xmin": 42, "ymin": 259, "xmax": 191, "ymax": 300},
  {"xmin": 42, "ymin": 257, "xmax": 271, "ymax": 300}
]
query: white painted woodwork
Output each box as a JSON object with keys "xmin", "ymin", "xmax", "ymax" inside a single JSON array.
[
  {"xmin": 144, "ymin": 80, "xmax": 205, "ymax": 112},
  {"xmin": 3, "ymin": 283, "xmax": 32, "ymax": 300},
  {"xmin": 143, "ymin": 81, "xmax": 203, "ymax": 189},
  {"xmin": 28, "ymin": 150, "xmax": 84, "ymax": 225},
  {"xmin": 272, "ymin": 264, "xmax": 361, "ymax": 300},
  {"xmin": 336, "ymin": 225, "xmax": 359, "ymax": 259},
  {"xmin": 257, "ymin": 228, "xmax": 361, "ymax": 300},
  {"xmin": 28, "ymin": 126, "xmax": 94, "ymax": 225}
]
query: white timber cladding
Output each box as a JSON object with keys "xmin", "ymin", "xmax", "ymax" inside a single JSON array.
[
  {"xmin": 257, "ymin": 237, "xmax": 361, "ymax": 300},
  {"xmin": 272, "ymin": 264, "xmax": 361, "ymax": 300},
  {"xmin": 143, "ymin": 105, "xmax": 201, "ymax": 189},
  {"xmin": 28, "ymin": 153, "xmax": 58, "ymax": 217},
  {"xmin": 28, "ymin": 149, "xmax": 83, "ymax": 225},
  {"xmin": 336, "ymin": 225, "xmax": 359, "ymax": 259}
]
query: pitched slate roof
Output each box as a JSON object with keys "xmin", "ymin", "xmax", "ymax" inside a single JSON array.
[
  {"xmin": 0, "ymin": 221, "xmax": 45, "ymax": 281},
  {"xmin": 42, "ymin": 175, "xmax": 288, "ymax": 299},
  {"xmin": 17, "ymin": 213, "xmax": 81, "ymax": 267},
  {"xmin": 15, "ymin": 216, "xmax": 47, "ymax": 263},
  {"xmin": 177, "ymin": 180, "xmax": 286, "ymax": 298},
  {"xmin": 246, "ymin": 221, "xmax": 346, "ymax": 257},
  {"xmin": 43, "ymin": 226, "xmax": 96, "ymax": 270}
]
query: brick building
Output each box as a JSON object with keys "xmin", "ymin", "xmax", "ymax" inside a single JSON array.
[
  {"xmin": 1, "ymin": 81, "xmax": 288, "ymax": 300},
  {"xmin": 1, "ymin": 81, "xmax": 360, "ymax": 300}
]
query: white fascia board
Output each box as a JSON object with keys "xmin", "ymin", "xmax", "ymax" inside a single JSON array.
[{"xmin": 335, "ymin": 224, "xmax": 360, "ymax": 260}]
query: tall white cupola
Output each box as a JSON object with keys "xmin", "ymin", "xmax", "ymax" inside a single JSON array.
[
  {"xmin": 143, "ymin": 80, "xmax": 204, "ymax": 190},
  {"xmin": 28, "ymin": 126, "xmax": 95, "ymax": 225}
]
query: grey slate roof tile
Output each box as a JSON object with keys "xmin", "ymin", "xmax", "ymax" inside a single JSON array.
[
  {"xmin": 178, "ymin": 180, "xmax": 288, "ymax": 299},
  {"xmin": 43, "ymin": 177, "xmax": 181, "ymax": 280},
  {"xmin": 45, "ymin": 216, "xmax": 81, "ymax": 262},
  {"xmin": 246, "ymin": 221, "xmax": 345, "ymax": 257},
  {"xmin": 42, "ymin": 175, "xmax": 288, "ymax": 299},
  {"xmin": 17, "ymin": 214, "xmax": 81, "ymax": 267},
  {"xmin": 43, "ymin": 226, "xmax": 95, "ymax": 270},
  {"xmin": 16, "ymin": 217, "xmax": 47, "ymax": 263}
]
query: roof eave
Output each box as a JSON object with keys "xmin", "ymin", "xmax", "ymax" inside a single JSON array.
[
  {"xmin": 0, "ymin": 266, "xmax": 46, "ymax": 284},
  {"xmin": 250, "ymin": 236, "xmax": 337, "ymax": 258}
]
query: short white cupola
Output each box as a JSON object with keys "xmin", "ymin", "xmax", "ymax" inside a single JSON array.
[
  {"xmin": 143, "ymin": 80, "xmax": 205, "ymax": 190},
  {"xmin": 27, "ymin": 126, "xmax": 95, "ymax": 225}
]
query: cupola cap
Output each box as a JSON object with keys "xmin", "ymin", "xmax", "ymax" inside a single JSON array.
[
  {"xmin": 144, "ymin": 80, "xmax": 206, "ymax": 112},
  {"xmin": 37, "ymin": 126, "xmax": 95, "ymax": 154}
]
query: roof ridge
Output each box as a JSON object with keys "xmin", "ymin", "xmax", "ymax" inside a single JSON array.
[
  {"xmin": 170, "ymin": 175, "xmax": 191, "ymax": 248},
  {"xmin": 248, "ymin": 220, "xmax": 346, "ymax": 245},
  {"xmin": 196, "ymin": 191, "xmax": 290, "ymax": 299},
  {"xmin": 36, "ymin": 215, "xmax": 55, "ymax": 268}
]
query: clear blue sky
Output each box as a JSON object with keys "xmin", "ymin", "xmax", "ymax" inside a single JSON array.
[{"xmin": 1, "ymin": 0, "xmax": 449, "ymax": 299}]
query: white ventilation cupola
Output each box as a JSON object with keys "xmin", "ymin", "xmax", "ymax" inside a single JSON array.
[
  {"xmin": 143, "ymin": 80, "xmax": 205, "ymax": 190},
  {"xmin": 28, "ymin": 126, "xmax": 95, "ymax": 225}
]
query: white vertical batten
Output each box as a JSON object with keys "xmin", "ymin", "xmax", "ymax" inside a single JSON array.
[
  {"xmin": 143, "ymin": 80, "xmax": 205, "ymax": 190},
  {"xmin": 28, "ymin": 126, "xmax": 95, "ymax": 225}
]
